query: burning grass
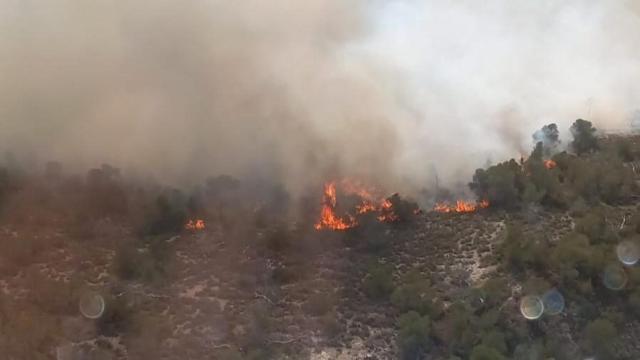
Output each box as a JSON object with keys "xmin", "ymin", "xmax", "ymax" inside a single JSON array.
[{"xmin": 433, "ymin": 199, "xmax": 490, "ymax": 214}]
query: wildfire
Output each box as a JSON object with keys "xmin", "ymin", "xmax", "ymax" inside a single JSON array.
[
  {"xmin": 433, "ymin": 200, "xmax": 489, "ymax": 214},
  {"xmin": 314, "ymin": 182, "xmax": 356, "ymax": 230},
  {"xmin": 314, "ymin": 179, "xmax": 404, "ymax": 231},
  {"xmin": 377, "ymin": 198, "xmax": 399, "ymax": 222},
  {"xmin": 185, "ymin": 219, "xmax": 206, "ymax": 231},
  {"xmin": 544, "ymin": 159, "xmax": 557, "ymax": 169}
]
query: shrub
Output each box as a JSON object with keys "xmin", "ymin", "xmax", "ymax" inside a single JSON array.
[
  {"xmin": 303, "ymin": 292, "xmax": 335, "ymax": 316},
  {"xmin": 470, "ymin": 344, "xmax": 507, "ymax": 360},
  {"xmin": 264, "ymin": 225, "xmax": 292, "ymax": 253},
  {"xmin": 584, "ymin": 318, "xmax": 618, "ymax": 359},
  {"xmin": 391, "ymin": 269, "xmax": 440, "ymax": 316},
  {"xmin": 96, "ymin": 294, "xmax": 133, "ymax": 336},
  {"xmin": 500, "ymin": 223, "xmax": 547, "ymax": 272},
  {"xmin": 397, "ymin": 311, "xmax": 431, "ymax": 360},
  {"xmin": 363, "ymin": 263, "xmax": 394, "ymax": 300},
  {"xmin": 320, "ymin": 312, "xmax": 341, "ymax": 339},
  {"xmin": 113, "ymin": 240, "xmax": 170, "ymax": 283},
  {"xmin": 386, "ymin": 193, "xmax": 420, "ymax": 223}
]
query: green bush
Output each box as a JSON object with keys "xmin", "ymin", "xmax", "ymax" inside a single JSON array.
[
  {"xmin": 470, "ymin": 344, "xmax": 507, "ymax": 360},
  {"xmin": 391, "ymin": 270, "xmax": 441, "ymax": 316},
  {"xmin": 397, "ymin": 311, "xmax": 431, "ymax": 360},
  {"xmin": 363, "ymin": 263, "xmax": 394, "ymax": 300},
  {"xmin": 500, "ymin": 223, "xmax": 547, "ymax": 272},
  {"xmin": 469, "ymin": 159, "xmax": 523, "ymax": 208},
  {"xmin": 583, "ymin": 318, "xmax": 618, "ymax": 359}
]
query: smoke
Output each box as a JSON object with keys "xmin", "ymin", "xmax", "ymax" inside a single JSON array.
[{"xmin": 1, "ymin": 0, "xmax": 639, "ymax": 196}]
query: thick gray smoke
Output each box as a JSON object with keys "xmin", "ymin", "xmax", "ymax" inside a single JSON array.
[{"xmin": 1, "ymin": 0, "xmax": 639, "ymax": 195}]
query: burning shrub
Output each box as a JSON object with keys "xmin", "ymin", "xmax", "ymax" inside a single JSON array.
[
  {"xmin": 385, "ymin": 193, "xmax": 419, "ymax": 223},
  {"xmin": 313, "ymin": 179, "xmax": 418, "ymax": 231}
]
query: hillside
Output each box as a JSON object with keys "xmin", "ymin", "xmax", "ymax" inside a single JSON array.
[{"xmin": 3, "ymin": 123, "xmax": 640, "ymax": 360}]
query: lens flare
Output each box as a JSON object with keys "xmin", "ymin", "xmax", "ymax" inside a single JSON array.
[
  {"xmin": 603, "ymin": 264, "xmax": 628, "ymax": 290},
  {"xmin": 520, "ymin": 295, "xmax": 544, "ymax": 320},
  {"xmin": 542, "ymin": 289, "xmax": 565, "ymax": 315},
  {"xmin": 79, "ymin": 292, "xmax": 106, "ymax": 319},
  {"xmin": 616, "ymin": 240, "xmax": 640, "ymax": 266}
]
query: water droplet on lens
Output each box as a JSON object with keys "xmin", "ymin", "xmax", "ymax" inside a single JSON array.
[
  {"xmin": 603, "ymin": 264, "xmax": 628, "ymax": 290},
  {"xmin": 542, "ymin": 289, "xmax": 565, "ymax": 315},
  {"xmin": 520, "ymin": 295, "xmax": 544, "ymax": 320},
  {"xmin": 79, "ymin": 291, "xmax": 105, "ymax": 319},
  {"xmin": 617, "ymin": 240, "xmax": 640, "ymax": 266}
]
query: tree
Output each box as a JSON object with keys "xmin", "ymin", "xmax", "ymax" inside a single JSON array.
[
  {"xmin": 524, "ymin": 144, "xmax": 566, "ymax": 207},
  {"xmin": 469, "ymin": 159, "xmax": 523, "ymax": 208},
  {"xmin": 570, "ymin": 119, "xmax": 598, "ymax": 155},
  {"xmin": 397, "ymin": 311, "xmax": 431, "ymax": 360},
  {"xmin": 500, "ymin": 223, "xmax": 547, "ymax": 272}
]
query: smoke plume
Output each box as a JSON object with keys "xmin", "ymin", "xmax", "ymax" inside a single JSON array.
[{"xmin": 1, "ymin": 0, "xmax": 639, "ymax": 196}]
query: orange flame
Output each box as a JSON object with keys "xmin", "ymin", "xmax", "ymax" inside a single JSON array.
[
  {"xmin": 544, "ymin": 159, "xmax": 557, "ymax": 169},
  {"xmin": 377, "ymin": 199, "xmax": 400, "ymax": 222},
  {"xmin": 185, "ymin": 219, "xmax": 206, "ymax": 231},
  {"xmin": 314, "ymin": 182, "xmax": 356, "ymax": 230},
  {"xmin": 434, "ymin": 200, "xmax": 489, "ymax": 214},
  {"xmin": 314, "ymin": 180, "xmax": 407, "ymax": 230}
]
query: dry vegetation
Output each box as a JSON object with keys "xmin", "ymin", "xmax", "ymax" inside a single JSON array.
[{"xmin": 2, "ymin": 121, "xmax": 640, "ymax": 359}]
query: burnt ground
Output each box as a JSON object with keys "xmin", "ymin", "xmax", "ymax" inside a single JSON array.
[{"xmin": 5, "ymin": 205, "xmax": 628, "ymax": 360}]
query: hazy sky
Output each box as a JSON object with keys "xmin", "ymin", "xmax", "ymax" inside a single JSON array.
[{"xmin": 1, "ymin": 0, "xmax": 639, "ymax": 194}]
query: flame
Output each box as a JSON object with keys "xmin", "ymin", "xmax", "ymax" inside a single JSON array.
[
  {"xmin": 314, "ymin": 180, "xmax": 407, "ymax": 230},
  {"xmin": 356, "ymin": 201, "xmax": 377, "ymax": 214},
  {"xmin": 314, "ymin": 182, "xmax": 356, "ymax": 230},
  {"xmin": 185, "ymin": 219, "xmax": 206, "ymax": 231},
  {"xmin": 433, "ymin": 200, "xmax": 489, "ymax": 214},
  {"xmin": 544, "ymin": 159, "xmax": 557, "ymax": 169},
  {"xmin": 377, "ymin": 199, "xmax": 399, "ymax": 222}
]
